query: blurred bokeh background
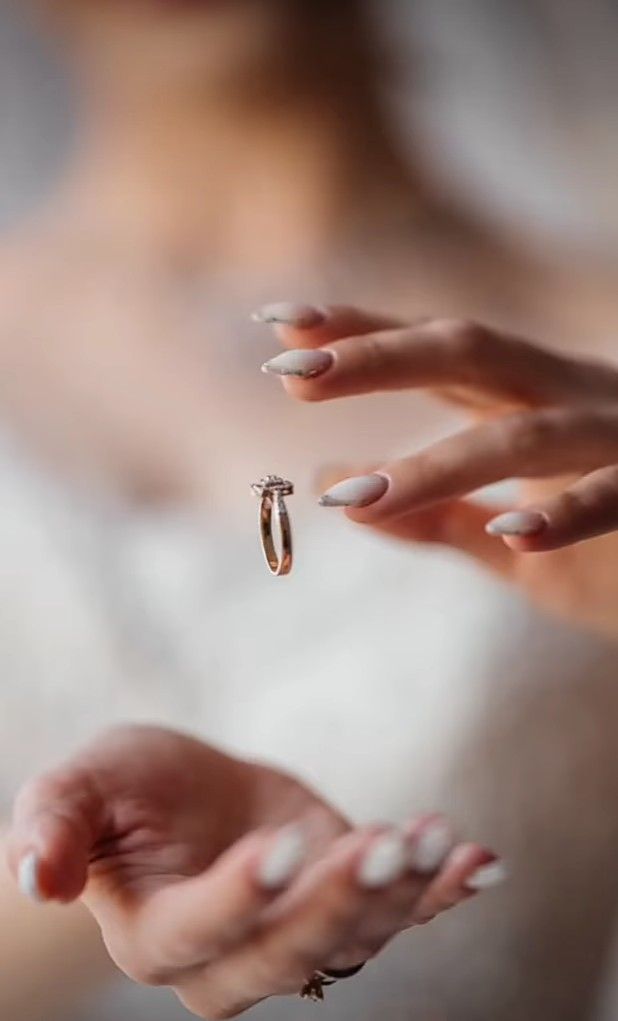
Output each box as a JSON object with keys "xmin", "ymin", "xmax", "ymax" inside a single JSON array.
[
  {"xmin": 0, "ymin": 2, "xmax": 618, "ymax": 1020},
  {"xmin": 3, "ymin": 0, "xmax": 618, "ymax": 249}
]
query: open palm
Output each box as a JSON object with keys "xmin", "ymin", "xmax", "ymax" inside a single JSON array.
[{"xmin": 9, "ymin": 726, "xmax": 499, "ymax": 1019}]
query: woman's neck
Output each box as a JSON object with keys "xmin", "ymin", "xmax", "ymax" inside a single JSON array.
[{"xmin": 56, "ymin": 80, "xmax": 422, "ymax": 275}]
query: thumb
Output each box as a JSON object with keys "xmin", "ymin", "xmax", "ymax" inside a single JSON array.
[{"xmin": 8, "ymin": 765, "xmax": 105, "ymax": 904}]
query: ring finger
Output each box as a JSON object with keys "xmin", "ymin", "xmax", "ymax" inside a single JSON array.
[
  {"xmin": 317, "ymin": 406, "xmax": 618, "ymax": 524},
  {"xmin": 175, "ymin": 828, "xmax": 417, "ymax": 1018}
]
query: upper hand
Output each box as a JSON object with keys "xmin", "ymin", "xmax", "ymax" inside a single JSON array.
[
  {"xmin": 7, "ymin": 725, "xmax": 499, "ymax": 1019},
  {"xmin": 257, "ymin": 303, "xmax": 618, "ymax": 635}
]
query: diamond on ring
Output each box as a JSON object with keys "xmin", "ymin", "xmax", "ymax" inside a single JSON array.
[{"xmin": 251, "ymin": 475, "xmax": 294, "ymax": 498}]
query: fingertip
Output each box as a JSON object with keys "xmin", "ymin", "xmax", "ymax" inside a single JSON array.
[
  {"xmin": 498, "ymin": 532, "xmax": 554, "ymax": 553},
  {"xmin": 14, "ymin": 819, "xmax": 89, "ymax": 903},
  {"xmin": 465, "ymin": 859, "xmax": 509, "ymax": 892},
  {"xmin": 251, "ymin": 303, "xmax": 329, "ymax": 350},
  {"xmin": 407, "ymin": 816, "xmax": 455, "ymax": 875},
  {"xmin": 485, "ymin": 510, "xmax": 548, "ymax": 540},
  {"xmin": 445, "ymin": 843, "xmax": 506, "ymax": 894},
  {"xmin": 319, "ymin": 473, "xmax": 390, "ymax": 511},
  {"xmin": 256, "ymin": 825, "xmax": 308, "ymax": 891},
  {"xmin": 14, "ymin": 846, "xmax": 84, "ymax": 904},
  {"xmin": 356, "ymin": 829, "xmax": 408, "ymax": 889},
  {"xmin": 17, "ymin": 851, "xmax": 45, "ymax": 903},
  {"xmin": 260, "ymin": 348, "xmax": 334, "ymax": 382},
  {"xmin": 251, "ymin": 302, "xmax": 326, "ymax": 330}
]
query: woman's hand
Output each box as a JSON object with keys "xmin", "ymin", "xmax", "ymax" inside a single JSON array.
[
  {"xmin": 257, "ymin": 303, "xmax": 618, "ymax": 635},
  {"xmin": 7, "ymin": 726, "xmax": 501, "ymax": 1020}
]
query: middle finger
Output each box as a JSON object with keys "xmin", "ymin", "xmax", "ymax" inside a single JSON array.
[
  {"xmin": 320, "ymin": 407, "xmax": 618, "ymax": 524},
  {"xmin": 262, "ymin": 320, "xmax": 618, "ymax": 409}
]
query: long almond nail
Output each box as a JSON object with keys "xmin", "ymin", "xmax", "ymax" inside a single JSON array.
[
  {"xmin": 261, "ymin": 349, "xmax": 334, "ymax": 379},
  {"xmin": 258, "ymin": 826, "xmax": 306, "ymax": 890},
  {"xmin": 319, "ymin": 474, "xmax": 389, "ymax": 508},
  {"xmin": 485, "ymin": 511, "xmax": 547, "ymax": 537},
  {"xmin": 465, "ymin": 860, "xmax": 508, "ymax": 891},
  {"xmin": 358, "ymin": 831, "xmax": 407, "ymax": 889},
  {"xmin": 410, "ymin": 819, "xmax": 454, "ymax": 874},
  {"xmin": 251, "ymin": 303, "xmax": 325, "ymax": 328},
  {"xmin": 18, "ymin": 852, "xmax": 44, "ymax": 903}
]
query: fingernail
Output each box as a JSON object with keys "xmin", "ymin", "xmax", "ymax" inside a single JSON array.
[
  {"xmin": 465, "ymin": 860, "xmax": 508, "ymax": 891},
  {"xmin": 18, "ymin": 851, "xmax": 44, "ymax": 903},
  {"xmin": 485, "ymin": 511, "xmax": 547, "ymax": 537},
  {"xmin": 261, "ymin": 349, "xmax": 334, "ymax": 379},
  {"xmin": 409, "ymin": 819, "xmax": 454, "ymax": 874},
  {"xmin": 258, "ymin": 826, "xmax": 306, "ymax": 890},
  {"xmin": 357, "ymin": 830, "xmax": 407, "ymax": 889},
  {"xmin": 319, "ymin": 474, "xmax": 389, "ymax": 508},
  {"xmin": 251, "ymin": 303, "xmax": 325, "ymax": 328}
]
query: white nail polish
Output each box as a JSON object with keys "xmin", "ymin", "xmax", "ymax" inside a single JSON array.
[
  {"xmin": 251, "ymin": 303, "xmax": 325, "ymax": 328},
  {"xmin": 319, "ymin": 474, "xmax": 389, "ymax": 508},
  {"xmin": 258, "ymin": 826, "xmax": 306, "ymax": 890},
  {"xmin": 485, "ymin": 511, "xmax": 546, "ymax": 537},
  {"xmin": 18, "ymin": 851, "xmax": 43, "ymax": 903},
  {"xmin": 261, "ymin": 349, "xmax": 334, "ymax": 379},
  {"xmin": 358, "ymin": 831, "xmax": 407, "ymax": 889},
  {"xmin": 410, "ymin": 820, "xmax": 454, "ymax": 874},
  {"xmin": 466, "ymin": 861, "xmax": 508, "ymax": 891}
]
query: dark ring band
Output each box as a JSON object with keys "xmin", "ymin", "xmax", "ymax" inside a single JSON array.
[
  {"xmin": 322, "ymin": 962, "xmax": 367, "ymax": 980},
  {"xmin": 300, "ymin": 962, "xmax": 366, "ymax": 1000}
]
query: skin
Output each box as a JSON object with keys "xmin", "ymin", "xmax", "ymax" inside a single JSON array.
[
  {"xmin": 7, "ymin": 726, "xmax": 495, "ymax": 1019},
  {"xmin": 263, "ymin": 307, "xmax": 618, "ymax": 637}
]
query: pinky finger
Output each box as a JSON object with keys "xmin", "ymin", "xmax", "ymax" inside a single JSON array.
[
  {"xmin": 408, "ymin": 844, "xmax": 506, "ymax": 926},
  {"xmin": 486, "ymin": 465, "xmax": 618, "ymax": 552}
]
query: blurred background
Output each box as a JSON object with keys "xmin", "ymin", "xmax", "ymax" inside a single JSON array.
[
  {"xmin": 3, "ymin": 0, "xmax": 618, "ymax": 250},
  {"xmin": 0, "ymin": 2, "xmax": 618, "ymax": 1020}
]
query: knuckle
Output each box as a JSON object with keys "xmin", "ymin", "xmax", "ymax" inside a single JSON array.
[
  {"xmin": 253, "ymin": 944, "xmax": 299, "ymax": 991},
  {"xmin": 201, "ymin": 1002, "xmax": 241, "ymax": 1021},
  {"xmin": 127, "ymin": 962, "xmax": 170, "ymax": 988},
  {"xmin": 431, "ymin": 318, "xmax": 494, "ymax": 362},
  {"xmin": 503, "ymin": 411, "xmax": 558, "ymax": 457},
  {"xmin": 250, "ymin": 936, "xmax": 309, "ymax": 993},
  {"xmin": 557, "ymin": 488, "xmax": 586, "ymax": 516},
  {"xmin": 359, "ymin": 334, "xmax": 390, "ymax": 375},
  {"xmin": 250, "ymin": 951, "xmax": 281, "ymax": 989},
  {"xmin": 581, "ymin": 466, "xmax": 618, "ymax": 509},
  {"xmin": 177, "ymin": 987, "xmax": 223, "ymax": 1020},
  {"xmin": 111, "ymin": 942, "xmax": 171, "ymax": 988},
  {"xmin": 123, "ymin": 955, "xmax": 170, "ymax": 987},
  {"xmin": 602, "ymin": 465, "xmax": 618, "ymax": 491}
]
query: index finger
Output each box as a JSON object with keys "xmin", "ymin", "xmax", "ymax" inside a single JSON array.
[{"xmin": 252, "ymin": 303, "xmax": 403, "ymax": 349}]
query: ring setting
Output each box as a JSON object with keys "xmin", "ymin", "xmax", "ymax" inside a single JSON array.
[
  {"xmin": 300, "ymin": 972, "xmax": 337, "ymax": 1002},
  {"xmin": 300, "ymin": 963, "xmax": 366, "ymax": 1002},
  {"xmin": 251, "ymin": 475, "xmax": 294, "ymax": 576}
]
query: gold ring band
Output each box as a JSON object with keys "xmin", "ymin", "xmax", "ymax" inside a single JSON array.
[{"xmin": 251, "ymin": 475, "xmax": 294, "ymax": 576}]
